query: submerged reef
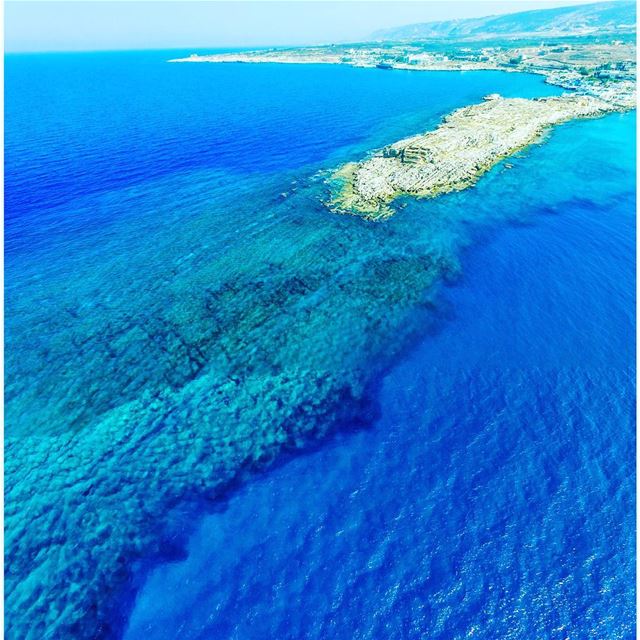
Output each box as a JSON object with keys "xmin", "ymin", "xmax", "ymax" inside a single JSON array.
[
  {"xmin": 329, "ymin": 94, "xmax": 623, "ymax": 219},
  {"xmin": 5, "ymin": 180, "xmax": 459, "ymax": 638}
]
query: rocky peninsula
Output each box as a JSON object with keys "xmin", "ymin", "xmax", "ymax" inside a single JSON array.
[
  {"xmin": 329, "ymin": 94, "xmax": 624, "ymax": 220},
  {"xmin": 171, "ymin": 38, "xmax": 635, "ymax": 221}
]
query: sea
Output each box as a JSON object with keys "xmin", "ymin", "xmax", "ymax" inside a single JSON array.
[{"xmin": 4, "ymin": 51, "xmax": 635, "ymax": 639}]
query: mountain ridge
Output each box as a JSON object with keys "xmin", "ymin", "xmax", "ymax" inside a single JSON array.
[{"xmin": 372, "ymin": 1, "xmax": 636, "ymax": 41}]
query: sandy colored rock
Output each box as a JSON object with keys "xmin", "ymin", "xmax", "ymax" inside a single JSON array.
[{"xmin": 329, "ymin": 94, "xmax": 622, "ymax": 220}]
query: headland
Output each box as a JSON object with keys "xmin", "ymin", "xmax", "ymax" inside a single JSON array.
[{"xmin": 328, "ymin": 93, "xmax": 625, "ymax": 219}]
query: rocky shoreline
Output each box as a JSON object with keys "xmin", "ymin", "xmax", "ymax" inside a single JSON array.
[{"xmin": 328, "ymin": 94, "xmax": 626, "ymax": 220}]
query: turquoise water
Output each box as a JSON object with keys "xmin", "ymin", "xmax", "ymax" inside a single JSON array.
[{"xmin": 5, "ymin": 52, "xmax": 635, "ymax": 639}]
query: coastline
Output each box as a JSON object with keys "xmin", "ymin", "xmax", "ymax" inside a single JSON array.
[{"xmin": 168, "ymin": 40, "xmax": 636, "ymax": 108}]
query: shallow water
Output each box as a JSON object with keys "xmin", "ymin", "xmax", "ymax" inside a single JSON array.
[{"xmin": 4, "ymin": 51, "xmax": 635, "ymax": 638}]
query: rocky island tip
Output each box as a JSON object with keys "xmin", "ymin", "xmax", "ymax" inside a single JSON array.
[{"xmin": 327, "ymin": 94, "xmax": 626, "ymax": 220}]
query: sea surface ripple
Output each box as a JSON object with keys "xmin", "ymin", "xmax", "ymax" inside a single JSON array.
[{"xmin": 4, "ymin": 51, "xmax": 635, "ymax": 639}]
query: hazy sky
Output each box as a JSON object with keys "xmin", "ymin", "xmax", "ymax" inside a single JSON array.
[{"xmin": 6, "ymin": 0, "xmax": 601, "ymax": 52}]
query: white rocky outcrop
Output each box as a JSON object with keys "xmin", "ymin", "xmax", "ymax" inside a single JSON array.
[{"xmin": 330, "ymin": 94, "xmax": 622, "ymax": 219}]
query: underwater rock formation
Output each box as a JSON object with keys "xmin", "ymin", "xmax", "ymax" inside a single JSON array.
[{"xmin": 5, "ymin": 183, "xmax": 459, "ymax": 638}]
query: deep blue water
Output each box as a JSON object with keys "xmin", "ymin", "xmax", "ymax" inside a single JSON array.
[{"xmin": 4, "ymin": 51, "xmax": 635, "ymax": 639}]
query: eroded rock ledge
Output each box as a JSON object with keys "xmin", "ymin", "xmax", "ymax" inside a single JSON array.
[{"xmin": 329, "ymin": 94, "xmax": 624, "ymax": 220}]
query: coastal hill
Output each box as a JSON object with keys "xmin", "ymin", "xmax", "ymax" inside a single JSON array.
[{"xmin": 373, "ymin": 1, "xmax": 636, "ymax": 40}]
